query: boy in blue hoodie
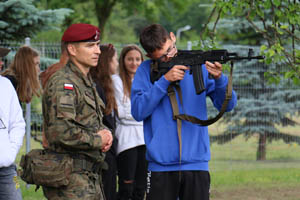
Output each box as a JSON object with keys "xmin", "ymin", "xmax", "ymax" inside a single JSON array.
[{"xmin": 131, "ymin": 24, "xmax": 237, "ymax": 200}]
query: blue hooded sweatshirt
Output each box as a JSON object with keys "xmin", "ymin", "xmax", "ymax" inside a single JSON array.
[{"xmin": 131, "ymin": 60, "xmax": 237, "ymax": 172}]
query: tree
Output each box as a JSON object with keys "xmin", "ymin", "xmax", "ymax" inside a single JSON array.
[
  {"xmin": 155, "ymin": 0, "xmax": 212, "ymax": 45},
  {"xmin": 210, "ymin": 55, "xmax": 300, "ymax": 160},
  {"xmin": 45, "ymin": 0, "xmax": 189, "ymax": 39},
  {"xmin": 200, "ymin": 0, "xmax": 300, "ymax": 84},
  {"xmin": 197, "ymin": 1, "xmax": 300, "ymax": 160},
  {"xmin": 0, "ymin": 0, "xmax": 72, "ymax": 41}
]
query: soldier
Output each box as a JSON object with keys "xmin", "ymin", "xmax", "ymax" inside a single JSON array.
[{"xmin": 42, "ymin": 23, "xmax": 113, "ymax": 200}]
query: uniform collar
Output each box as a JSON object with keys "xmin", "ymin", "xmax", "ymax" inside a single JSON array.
[{"xmin": 68, "ymin": 61, "xmax": 94, "ymax": 88}]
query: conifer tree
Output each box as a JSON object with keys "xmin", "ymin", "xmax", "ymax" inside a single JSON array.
[
  {"xmin": 209, "ymin": 52, "xmax": 300, "ymax": 160},
  {"xmin": 0, "ymin": 0, "xmax": 72, "ymax": 41},
  {"xmin": 199, "ymin": 1, "xmax": 300, "ymax": 160}
]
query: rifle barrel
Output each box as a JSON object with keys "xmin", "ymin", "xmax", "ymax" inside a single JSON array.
[{"xmin": 229, "ymin": 55, "xmax": 265, "ymax": 61}]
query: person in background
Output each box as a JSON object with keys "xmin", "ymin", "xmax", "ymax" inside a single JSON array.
[
  {"xmin": 131, "ymin": 23, "xmax": 237, "ymax": 200},
  {"xmin": 1, "ymin": 46, "xmax": 41, "ymax": 103},
  {"xmin": 42, "ymin": 23, "xmax": 113, "ymax": 200},
  {"xmin": 112, "ymin": 44, "xmax": 148, "ymax": 200},
  {"xmin": 0, "ymin": 47, "xmax": 10, "ymax": 71},
  {"xmin": 40, "ymin": 43, "xmax": 69, "ymax": 89},
  {"xmin": 90, "ymin": 44, "xmax": 119, "ymax": 200},
  {"xmin": 0, "ymin": 75, "xmax": 26, "ymax": 200}
]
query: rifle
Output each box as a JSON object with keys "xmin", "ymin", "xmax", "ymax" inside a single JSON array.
[
  {"xmin": 150, "ymin": 48, "xmax": 264, "ymax": 127},
  {"xmin": 151, "ymin": 49, "xmax": 265, "ymax": 95}
]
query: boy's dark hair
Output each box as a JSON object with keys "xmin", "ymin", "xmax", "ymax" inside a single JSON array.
[{"xmin": 139, "ymin": 24, "xmax": 170, "ymax": 54}]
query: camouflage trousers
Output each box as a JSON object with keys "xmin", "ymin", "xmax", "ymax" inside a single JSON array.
[{"xmin": 42, "ymin": 170, "xmax": 105, "ymax": 200}]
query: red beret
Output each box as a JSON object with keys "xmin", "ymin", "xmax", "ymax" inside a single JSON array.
[{"xmin": 62, "ymin": 23, "xmax": 100, "ymax": 42}]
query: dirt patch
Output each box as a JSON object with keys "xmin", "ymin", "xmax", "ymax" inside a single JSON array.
[{"xmin": 210, "ymin": 186, "xmax": 300, "ymax": 200}]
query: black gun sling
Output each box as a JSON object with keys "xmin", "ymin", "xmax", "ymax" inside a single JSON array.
[{"xmin": 167, "ymin": 62, "xmax": 233, "ymax": 160}]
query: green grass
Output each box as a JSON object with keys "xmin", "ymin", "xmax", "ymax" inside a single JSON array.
[
  {"xmin": 20, "ymin": 182, "xmax": 46, "ymax": 200},
  {"xmin": 211, "ymin": 168, "xmax": 300, "ymax": 187},
  {"xmin": 210, "ymin": 136, "xmax": 300, "ymax": 161},
  {"xmin": 210, "ymin": 167, "xmax": 300, "ymax": 200},
  {"xmin": 17, "ymin": 118, "xmax": 300, "ymax": 199},
  {"xmin": 207, "ymin": 119, "xmax": 300, "ymax": 200},
  {"xmin": 16, "ymin": 138, "xmax": 46, "ymax": 200}
]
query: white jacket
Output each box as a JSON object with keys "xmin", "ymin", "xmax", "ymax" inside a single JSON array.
[
  {"xmin": 112, "ymin": 74, "xmax": 144, "ymax": 155},
  {"xmin": 0, "ymin": 76, "xmax": 25, "ymax": 167}
]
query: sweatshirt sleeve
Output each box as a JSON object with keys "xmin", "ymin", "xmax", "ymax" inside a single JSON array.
[
  {"xmin": 205, "ymin": 65, "xmax": 237, "ymax": 112},
  {"xmin": 131, "ymin": 60, "xmax": 171, "ymax": 121},
  {"xmin": 0, "ymin": 78, "xmax": 25, "ymax": 167}
]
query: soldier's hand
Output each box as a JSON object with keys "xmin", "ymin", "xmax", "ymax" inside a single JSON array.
[
  {"xmin": 97, "ymin": 129, "xmax": 113, "ymax": 152},
  {"xmin": 102, "ymin": 131, "xmax": 113, "ymax": 152},
  {"xmin": 205, "ymin": 61, "xmax": 222, "ymax": 79},
  {"xmin": 164, "ymin": 65, "xmax": 189, "ymax": 82}
]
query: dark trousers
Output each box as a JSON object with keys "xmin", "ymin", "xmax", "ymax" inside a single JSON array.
[
  {"xmin": 146, "ymin": 170, "xmax": 210, "ymax": 200},
  {"xmin": 117, "ymin": 145, "xmax": 148, "ymax": 200},
  {"xmin": 102, "ymin": 149, "xmax": 117, "ymax": 200}
]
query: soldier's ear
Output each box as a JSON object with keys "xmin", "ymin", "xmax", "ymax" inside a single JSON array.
[{"xmin": 67, "ymin": 44, "xmax": 77, "ymax": 56}]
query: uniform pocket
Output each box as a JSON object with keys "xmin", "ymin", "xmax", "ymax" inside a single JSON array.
[
  {"xmin": 57, "ymin": 95, "xmax": 75, "ymax": 119},
  {"xmin": 84, "ymin": 91, "xmax": 97, "ymax": 109}
]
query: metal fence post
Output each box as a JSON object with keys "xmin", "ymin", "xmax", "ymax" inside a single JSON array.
[
  {"xmin": 25, "ymin": 37, "xmax": 31, "ymax": 189},
  {"xmin": 25, "ymin": 37, "xmax": 31, "ymax": 155},
  {"xmin": 187, "ymin": 41, "xmax": 192, "ymax": 50}
]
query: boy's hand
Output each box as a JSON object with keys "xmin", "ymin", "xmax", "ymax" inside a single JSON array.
[
  {"xmin": 205, "ymin": 61, "xmax": 222, "ymax": 79},
  {"xmin": 164, "ymin": 65, "xmax": 189, "ymax": 82}
]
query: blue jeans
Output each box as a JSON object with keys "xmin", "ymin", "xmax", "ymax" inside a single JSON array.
[{"xmin": 0, "ymin": 164, "xmax": 22, "ymax": 200}]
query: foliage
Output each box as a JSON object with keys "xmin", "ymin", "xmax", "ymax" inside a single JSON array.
[
  {"xmin": 158, "ymin": 0, "xmax": 212, "ymax": 46},
  {"xmin": 32, "ymin": 0, "xmax": 210, "ymax": 44},
  {"xmin": 202, "ymin": 1, "xmax": 300, "ymax": 160},
  {"xmin": 100, "ymin": 3, "xmax": 141, "ymax": 44},
  {"xmin": 209, "ymin": 46, "xmax": 300, "ymax": 160},
  {"xmin": 0, "ymin": 0, "xmax": 73, "ymax": 41},
  {"xmin": 43, "ymin": 0, "xmax": 191, "ymax": 40},
  {"xmin": 200, "ymin": 0, "xmax": 300, "ymax": 84}
]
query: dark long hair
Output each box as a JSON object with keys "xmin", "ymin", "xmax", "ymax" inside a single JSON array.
[{"xmin": 90, "ymin": 44, "xmax": 117, "ymax": 115}]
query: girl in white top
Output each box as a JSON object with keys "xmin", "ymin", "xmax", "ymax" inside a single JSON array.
[
  {"xmin": 0, "ymin": 75, "xmax": 25, "ymax": 200},
  {"xmin": 112, "ymin": 44, "xmax": 147, "ymax": 200}
]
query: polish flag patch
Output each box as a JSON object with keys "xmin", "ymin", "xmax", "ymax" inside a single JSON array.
[{"xmin": 64, "ymin": 83, "xmax": 74, "ymax": 90}]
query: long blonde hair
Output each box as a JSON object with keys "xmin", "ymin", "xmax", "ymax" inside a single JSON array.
[
  {"xmin": 1, "ymin": 46, "xmax": 41, "ymax": 103},
  {"xmin": 119, "ymin": 44, "xmax": 144, "ymax": 98}
]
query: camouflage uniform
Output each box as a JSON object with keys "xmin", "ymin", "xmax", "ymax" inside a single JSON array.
[{"xmin": 42, "ymin": 61, "xmax": 107, "ymax": 200}]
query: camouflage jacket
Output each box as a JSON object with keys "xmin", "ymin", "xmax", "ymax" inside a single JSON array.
[{"xmin": 42, "ymin": 62, "xmax": 107, "ymax": 162}]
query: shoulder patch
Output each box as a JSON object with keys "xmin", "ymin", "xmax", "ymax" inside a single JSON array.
[{"xmin": 64, "ymin": 83, "xmax": 74, "ymax": 90}]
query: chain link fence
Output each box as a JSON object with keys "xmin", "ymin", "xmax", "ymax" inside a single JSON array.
[{"xmin": 1, "ymin": 39, "xmax": 299, "ymax": 167}]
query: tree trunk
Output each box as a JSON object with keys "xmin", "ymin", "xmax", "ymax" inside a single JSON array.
[
  {"xmin": 256, "ymin": 133, "xmax": 267, "ymax": 160},
  {"xmin": 94, "ymin": 0, "xmax": 118, "ymax": 39}
]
